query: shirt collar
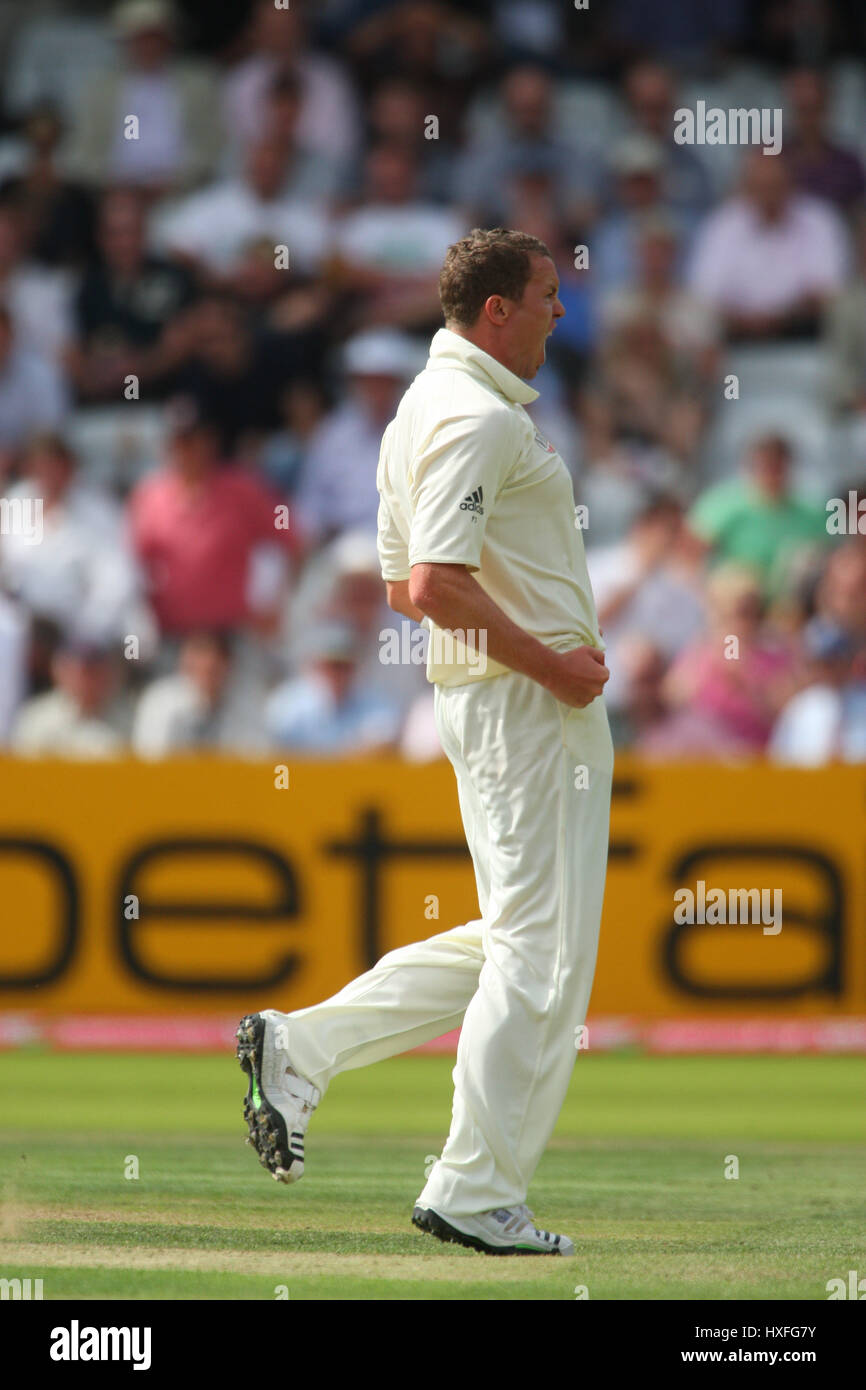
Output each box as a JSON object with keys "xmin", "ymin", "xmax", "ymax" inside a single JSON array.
[{"xmin": 426, "ymin": 327, "xmax": 539, "ymax": 405}]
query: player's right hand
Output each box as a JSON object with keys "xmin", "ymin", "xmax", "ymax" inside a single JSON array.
[{"xmin": 546, "ymin": 645, "xmax": 610, "ymax": 708}]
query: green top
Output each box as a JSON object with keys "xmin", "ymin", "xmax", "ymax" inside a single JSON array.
[{"xmin": 689, "ymin": 478, "xmax": 831, "ymax": 582}]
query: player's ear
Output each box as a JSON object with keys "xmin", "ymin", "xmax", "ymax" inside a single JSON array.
[{"xmin": 484, "ymin": 295, "xmax": 509, "ymax": 324}]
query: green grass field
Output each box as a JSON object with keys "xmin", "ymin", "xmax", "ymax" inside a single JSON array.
[{"xmin": 1, "ymin": 1051, "xmax": 864, "ymax": 1300}]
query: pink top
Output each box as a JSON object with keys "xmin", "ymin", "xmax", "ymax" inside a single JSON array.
[
  {"xmin": 128, "ymin": 466, "xmax": 295, "ymax": 634},
  {"xmin": 667, "ymin": 640, "xmax": 791, "ymax": 749}
]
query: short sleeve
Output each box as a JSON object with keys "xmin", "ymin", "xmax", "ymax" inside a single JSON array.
[
  {"xmin": 408, "ymin": 408, "xmax": 517, "ymax": 570},
  {"xmin": 377, "ymin": 491, "xmax": 411, "ymax": 581}
]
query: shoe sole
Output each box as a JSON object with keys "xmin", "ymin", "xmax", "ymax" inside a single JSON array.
[
  {"xmin": 236, "ymin": 1013, "xmax": 303, "ymax": 1184},
  {"xmin": 412, "ymin": 1205, "xmax": 562, "ymax": 1256}
]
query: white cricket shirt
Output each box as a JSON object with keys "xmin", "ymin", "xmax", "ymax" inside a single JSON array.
[{"xmin": 377, "ymin": 327, "xmax": 602, "ymax": 686}]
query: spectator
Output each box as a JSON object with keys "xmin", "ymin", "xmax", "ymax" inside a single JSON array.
[
  {"xmin": 496, "ymin": 162, "xmax": 583, "ymax": 262},
  {"xmin": 811, "ymin": 538, "xmax": 866, "ymax": 647},
  {"xmin": 346, "ymin": 1, "xmax": 491, "ymax": 139},
  {"xmin": 574, "ymin": 387, "xmax": 682, "ymax": 547},
  {"xmin": 539, "ymin": 222, "xmax": 598, "ymax": 383},
  {"xmin": 588, "ymin": 299, "xmax": 707, "ymax": 474},
  {"xmin": 0, "ymin": 432, "xmax": 143, "ymax": 643},
  {"xmin": 0, "ymin": 588, "xmax": 28, "ymax": 744},
  {"xmin": 288, "ymin": 527, "xmax": 428, "ymax": 715},
  {"xmin": 265, "ymin": 620, "xmax": 400, "ymax": 754},
  {"xmin": 0, "ymin": 305, "xmax": 69, "ymax": 459},
  {"xmin": 155, "ymin": 135, "xmax": 330, "ymax": 283},
  {"xmin": 600, "ymin": 214, "xmax": 719, "ymax": 382},
  {"xmin": 455, "ymin": 65, "xmax": 599, "ymax": 227},
  {"xmin": 0, "ymin": 105, "xmax": 95, "ymax": 269},
  {"xmin": 363, "ymin": 77, "xmax": 455, "ymax": 204},
  {"xmin": 656, "ymin": 563, "xmax": 797, "ymax": 755},
  {"xmin": 785, "ymin": 68, "xmax": 866, "ymax": 214},
  {"xmin": 12, "ymin": 638, "xmax": 127, "ymax": 757},
  {"xmin": 70, "ymin": 188, "xmax": 198, "ymax": 403},
  {"xmin": 603, "ymin": 0, "xmax": 749, "ymax": 61},
  {"xmin": 295, "ymin": 330, "xmax": 419, "ymax": 546},
  {"xmin": 593, "ymin": 134, "xmax": 693, "ymax": 293},
  {"xmin": 688, "ymin": 149, "xmax": 848, "ymax": 342},
  {"xmin": 171, "ymin": 296, "xmax": 321, "ymax": 456},
  {"xmin": 688, "ymin": 433, "xmax": 831, "ymax": 587},
  {"xmin": 618, "ymin": 60, "xmax": 713, "ymax": 216},
  {"xmin": 611, "ymin": 635, "xmax": 670, "ymax": 750},
  {"xmin": 223, "ymin": 0, "xmax": 360, "ymax": 167},
  {"xmin": 331, "ymin": 142, "xmax": 465, "ymax": 329},
  {"xmin": 132, "ymin": 629, "xmax": 267, "ymax": 756},
  {"xmin": 588, "ymin": 495, "xmax": 707, "ymax": 712},
  {"xmin": 578, "ymin": 220, "xmax": 714, "ymax": 511},
  {"xmin": 261, "ymin": 70, "xmax": 350, "ymax": 203},
  {"xmin": 128, "ymin": 396, "xmax": 296, "ymax": 636},
  {"xmin": 824, "ymin": 209, "xmax": 866, "ymax": 412},
  {"xmin": 257, "ymin": 378, "xmax": 330, "ymax": 498},
  {"xmin": 65, "ymin": 0, "xmax": 222, "ymax": 193},
  {"xmin": 769, "ymin": 619, "xmax": 866, "ymax": 764},
  {"xmin": 0, "ymin": 206, "xmax": 72, "ymax": 363}
]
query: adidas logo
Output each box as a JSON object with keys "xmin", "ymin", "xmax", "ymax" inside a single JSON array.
[{"xmin": 460, "ymin": 486, "xmax": 484, "ymax": 515}]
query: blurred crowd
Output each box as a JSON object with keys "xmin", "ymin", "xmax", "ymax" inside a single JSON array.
[{"xmin": 0, "ymin": 0, "xmax": 865, "ymax": 764}]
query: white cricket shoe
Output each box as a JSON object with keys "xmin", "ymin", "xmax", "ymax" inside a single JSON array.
[
  {"xmin": 412, "ymin": 1202, "xmax": 575, "ymax": 1256},
  {"xmin": 236, "ymin": 1011, "xmax": 320, "ymax": 1183}
]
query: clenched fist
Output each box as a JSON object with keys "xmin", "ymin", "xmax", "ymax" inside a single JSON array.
[{"xmin": 544, "ymin": 645, "xmax": 610, "ymax": 708}]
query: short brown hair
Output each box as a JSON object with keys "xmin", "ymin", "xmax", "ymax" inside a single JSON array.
[{"xmin": 439, "ymin": 227, "xmax": 552, "ymax": 328}]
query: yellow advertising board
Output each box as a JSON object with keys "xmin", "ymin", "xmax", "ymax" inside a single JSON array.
[{"xmin": 0, "ymin": 756, "xmax": 863, "ymax": 1019}]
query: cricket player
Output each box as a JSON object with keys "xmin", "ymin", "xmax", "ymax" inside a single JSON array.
[{"xmin": 237, "ymin": 228, "xmax": 613, "ymax": 1256}]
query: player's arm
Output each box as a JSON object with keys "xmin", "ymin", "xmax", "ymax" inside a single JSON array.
[
  {"xmin": 385, "ymin": 579, "xmax": 425, "ymax": 624},
  {"xmin": 408, "ymin": 562, "xmax": 608, "ymax": 709}
]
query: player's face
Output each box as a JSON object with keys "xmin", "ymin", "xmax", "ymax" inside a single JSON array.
[{"xmin": 507, "ymin": 256, "xmax": 564, "ymax": 379}]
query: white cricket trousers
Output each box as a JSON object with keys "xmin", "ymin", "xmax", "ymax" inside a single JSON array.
[{"xmin": 281, "ymin": 669, "xmax": 614, "ymax": 1218}]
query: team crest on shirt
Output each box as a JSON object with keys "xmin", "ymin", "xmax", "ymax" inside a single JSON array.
[{"xmin": 534, "ymin": 429, "xmax": 556, "ymax": 454}]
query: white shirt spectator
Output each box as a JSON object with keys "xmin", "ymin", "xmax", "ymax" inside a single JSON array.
[
  {"xmin": 155, "ymin": 181, "xmax": 330, "ymax": 276},
  {"xmin": 769, "ymin": 683, "xmax": 866, "ymax": 765},
  {"xmin": 12, "ymin": 690, "xmax": 124, "ymax": 758},
  {"xmin": 688, "ymin": 194, "xmax": 847, "ymax": 313},
  {"xmin": 0, "ymin": 479, "xmax": 140, "ymax": 641},
  {"xmin": 132, "ymin": 671, "xmax": 267, "ymax": 758}
]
